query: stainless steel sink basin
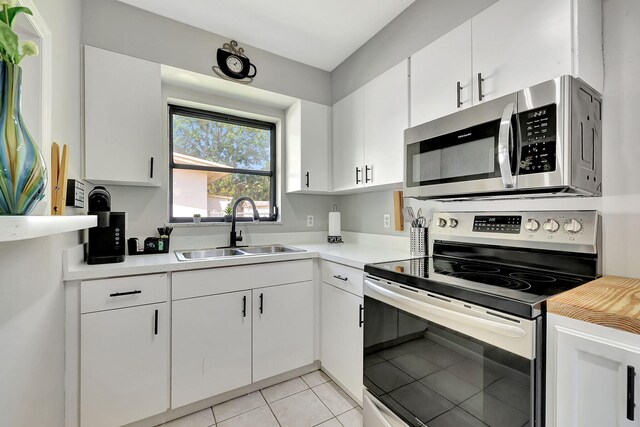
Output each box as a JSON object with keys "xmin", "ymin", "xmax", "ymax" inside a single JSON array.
[
  {"xmin": 175, "ymin": 244, "xmax": 305, "ymax": 261},
  {"xmin": 175, "ymin": 248, "xmax": 247, "ymax": 261},
  {"xmin": 240, "ymin": 244, "xmax": 305, "ymax": 254}
]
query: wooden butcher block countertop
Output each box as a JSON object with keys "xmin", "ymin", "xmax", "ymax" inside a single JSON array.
[{"xmin": 548, "ymin": 276, "xmax": 640, "ymax": 334}]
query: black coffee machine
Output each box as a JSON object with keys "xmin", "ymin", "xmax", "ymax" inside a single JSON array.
[{"xmin": 87, "ymin": 186, "xmax": 125, "ymax": 264}]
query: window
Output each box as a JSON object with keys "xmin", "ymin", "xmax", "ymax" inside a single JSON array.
[{"xmin": 169, "ymin": 105, "xmax": 277, "ymax": 222}]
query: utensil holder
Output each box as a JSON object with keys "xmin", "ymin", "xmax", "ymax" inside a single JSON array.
[{"xmin": 410, "ymin": 227, "xmax": 428, "ymax": 257}]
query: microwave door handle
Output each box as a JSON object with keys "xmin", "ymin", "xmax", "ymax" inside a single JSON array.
[{"xmin": 498, "ymin": 102, "xmax": 516, "ymax": 189}]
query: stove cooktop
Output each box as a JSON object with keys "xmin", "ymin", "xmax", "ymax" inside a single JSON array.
[{"xmin": 364, "ymin": 257, "xmax": 595, "ymax": 318}]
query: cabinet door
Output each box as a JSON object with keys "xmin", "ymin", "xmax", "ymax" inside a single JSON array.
[
  {"xmin": 321, "ymin": 282, "xmax": 364, "ymax": 404},
  {"xmin": 332, "ymin": 88, "xmax": 365, "ymax": 191},
  {"xmin": 411, "ymin": 21, "xmax": 472, "ymax": 126},
  {"xmin": 253, "ymin": 281, "xmax": 314, "ymax": 381},
  {"xmin": 553, "ymin": 320, "xmax": 640, "ymax": 426},
  {"xmin": 81, "ymin": 303, "xmax": 168, "ymax": 427},
  {"xmin": 286, "ymin": 100, "xmax": 331, "ymax": 193},
  {"xmin": 363, "ymin": 60, "xmax": 409, "ymax": 187},
  {"xmin": 472, "ymin": 0, "xmax": 573, "ymax": 103},
  {"xmin": 172, "ymin": 291, "xmax": 252, "ymax": 408},
  {"xmin": 84, "ymin": 45, "xmax": 161, "ymax": 186}
]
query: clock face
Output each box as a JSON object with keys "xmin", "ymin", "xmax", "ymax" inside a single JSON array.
[{"xmin": 226, "ymin": 55, "xmax": 244, "ymax": 74}]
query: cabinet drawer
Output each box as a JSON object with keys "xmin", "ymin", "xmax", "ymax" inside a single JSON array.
[
  {"xmin": 322, "ymin": 261, "xmax": 363, "ymax": 296},
  {"xmin": 172, "ymin": 260, "xmax": 313, "ymax": 300},
  {"xmin": 81, "ymin": 274, "xmax": 168, "ymax": 314}
]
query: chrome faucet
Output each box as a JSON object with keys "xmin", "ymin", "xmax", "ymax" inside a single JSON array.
[{"xmin": 228, "ymin": 196, "xmax": 260, "ymax": 248}]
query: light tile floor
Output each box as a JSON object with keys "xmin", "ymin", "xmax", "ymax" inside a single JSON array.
[{"xmin": 159, "ymin": 370, "xmax": 362, "ymax": 427}]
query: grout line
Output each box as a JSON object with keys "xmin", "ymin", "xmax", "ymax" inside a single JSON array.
[
  {"xmin": 265, "ymin": 401, "xmax": 283, "ymax": 427},
  {"xmin": 310, "ymin": 382, "xmax": 340, "ymax": 420},
  {"xmin": 209, "ymin": 406, "xmax": 216, "ymax": 425}
]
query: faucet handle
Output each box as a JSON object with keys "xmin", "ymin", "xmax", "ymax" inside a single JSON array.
[{"xmin": 237, "ymin": 230, "xmax": 243, "ymax": 242}]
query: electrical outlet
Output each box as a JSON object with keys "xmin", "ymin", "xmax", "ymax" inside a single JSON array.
[
  {"xmin": 307, "ymin": 215, "xmax": 314, "ymax": 227},
  {"xmin": 383, "ymin": 214, "xmax": 391, "ymax": 228}
]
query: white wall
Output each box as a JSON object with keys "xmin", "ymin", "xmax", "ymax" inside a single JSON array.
[
  {"xmin": 0, "ymin": 0, "xmax": 82, "ymax": 426},
  {"xmin": 340, "ymin": 0, "xmax": 640, "ymax": 278}
]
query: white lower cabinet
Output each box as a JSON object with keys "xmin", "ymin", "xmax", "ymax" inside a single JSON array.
[
  {"xmin": 171, "ymin": 290, "xmax": 252, "ymax": 408},
  {"xmin": 547, "ymin": 313, "xmax": 640, "ymax": 427},
  {"xmin": 253, "ymin": 281, "xmax": 314, "ymax": 381},
  {"xmin": 321, "ymin": 281, "xmax": 363, "ymax": 404},
  {"xmin": 80, "ymin": 302, "xmax": 169, "ymax": 427}
]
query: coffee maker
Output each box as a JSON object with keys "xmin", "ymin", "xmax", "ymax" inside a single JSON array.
[{"xmin": 87, "ymin": 186, "xmax": 125, "ymax": 264}]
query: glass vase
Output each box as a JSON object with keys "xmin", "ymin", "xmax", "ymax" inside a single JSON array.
[{"xmin": 0, "ymin": 61, "xmax": 47, "ymax": 215}]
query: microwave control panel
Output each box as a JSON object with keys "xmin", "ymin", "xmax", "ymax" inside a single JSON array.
[{"xmin": 518, "ymin": 104, "xmax": 556, "ymax": 175}]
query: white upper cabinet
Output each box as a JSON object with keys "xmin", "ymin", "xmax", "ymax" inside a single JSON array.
[
  {"xmin": 84, "ymin": 45, "xmax": 162, "ymax": 186},
  {"xmin": 472, "ymin": 0, "xmax": 603, "ymax": 103},
  {"xmin": 411, "ymin": 21, "xmax": 472, "ymax": 127},
  {"xmin": 332, "ymin": 87, "xmax": 365, "ymax": 191},
  {"xmin": 332, "ymin": 59, "xmax": 409, "ymax": 192},
  {"xmin": 363, "ymin": 60, "xmax": 409, "ymax": 187},
  {"xmin": 285, "ymin": 100, "xmax": 331, "ymax": 193}
]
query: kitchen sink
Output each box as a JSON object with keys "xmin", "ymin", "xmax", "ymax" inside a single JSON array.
[
  {"xmin": 240, "ymin": 244, "xmax": 305, "ymax": 254},
  {"xmin": 175, "ymin": 244, "xmax": 305, "ymax": 261}
]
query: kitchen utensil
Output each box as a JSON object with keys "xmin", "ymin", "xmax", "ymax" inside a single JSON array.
[
  {"xmin": 51, "ymin": 142, "xmax": 69, "ymax": 215},
  {"xmin": 402, "ymin": 207, "xmax": 415, "ymax": 224}
]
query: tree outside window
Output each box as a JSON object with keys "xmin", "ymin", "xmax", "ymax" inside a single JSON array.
[{"xmin": 169, "ymin": 106, "xmax": 277, "ymax": 222}]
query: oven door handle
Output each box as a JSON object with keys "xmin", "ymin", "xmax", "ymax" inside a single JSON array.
[
  {"xmin": 365, "ymin": 279, "xmax": 527, "ymax": 339},
  {"xmin": 498, "ymin": 102, "xmax": 516, "ymax": 189}
]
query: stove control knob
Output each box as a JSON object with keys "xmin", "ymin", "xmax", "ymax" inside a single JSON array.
[
  {"xmin": 543, "ymin": 219, "xmax": 560, "ymax": 233},
  {"xmin": 524, "ymin": 219, "xmax": 540, "ymax": 232},
  {"xmin": 564, "ymin": 219, "xmax": 583, "ymax": 234},
  {"xmin": 449, "ymin": 218, "xmax": 459, "ymax": 228},
  {"xmin": 437, "ymin": 218, "xmax": 447, "ymax": 228}
]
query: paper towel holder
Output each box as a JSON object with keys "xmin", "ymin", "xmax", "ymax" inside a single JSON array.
[{"xmin": 328, "ymin": 204, "xmax": 344, "ymax": 244}]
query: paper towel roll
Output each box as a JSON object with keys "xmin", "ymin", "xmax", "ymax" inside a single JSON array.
[{"xmin": 328, "ymin": 212, "xmax": 341, "ymax": 236}]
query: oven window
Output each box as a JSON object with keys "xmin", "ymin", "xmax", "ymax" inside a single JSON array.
[
  {"xmin": 364, "ymin": 296, "xmax": 533, "ymax": 426},
  {"xmin": 412, "ymin": 136, "xmax": 495, "ymax": 183}
]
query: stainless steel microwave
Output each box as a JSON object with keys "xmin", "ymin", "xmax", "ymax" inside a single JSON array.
[{"xmin": 404, "ymin": 76, "xmax": 602, "ymax": 200}]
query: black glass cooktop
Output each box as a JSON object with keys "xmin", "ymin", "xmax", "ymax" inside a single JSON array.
[{"xmin": 364, "ymin": 257, "xmax": 595, "ymax": 318}]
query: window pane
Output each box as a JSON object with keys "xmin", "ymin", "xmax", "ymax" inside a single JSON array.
[
  {"xmin": 172, "ymin": 172, "xmax": 271, "ymax": 218},
  {"xmin": 172, "ymin": 114, "xmax": 271, "ymax": 171}
]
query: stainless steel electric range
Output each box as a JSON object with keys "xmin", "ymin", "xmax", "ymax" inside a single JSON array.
[{"xmin": 362, "ymin": 210, "xmax": 601, "ymax": 427}]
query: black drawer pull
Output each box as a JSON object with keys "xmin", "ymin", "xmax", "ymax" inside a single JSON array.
[
  {"xmin": 333, "ymin": 275, "xmax": 348, "ymax": 282},
  {"xmin": 242, "ymin": 295, "xmax": 247, "ymax": 318},
  {"xmin": 456, "ymin": 81, "xmax": 463, "ymax": 108},
  {"xmin": 365, "ymin": 165, "xmax": 372, "ymax": 183},
  {"xmin": 150, "ymin": 157, "xmax": 154, "ymax": 179},
  {"xmin": 109, "ymin": 290, "xmax": 142, "ymax": 297},
  {"xmin": 628, "ymin": 365, "xmax": 636, "ymax": 420},
  {"xmin": 355, "ymin": 167, "xmax": 362, "ymax": 184},
  {"xmin": 478, "ymin": 73, "xmax": 485, "ymax": 102},
  {"xmin": 154, "ymin": 309, "xmax": 158, "ymax": 335},
  {"xmin": 305, "ymin": 172, "xmax": 310, "ymax": 188},
  {"xmin": 359, "ymin": 304, "xmax": 364, "ymax": 327},
  {"xmin": 259, "ymin": 293, "xmax": 264, "ymax": 314}
]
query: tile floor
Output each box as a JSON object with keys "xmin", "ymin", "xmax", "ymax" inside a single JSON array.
[
  {"xmin": 364, "ymin": 337, "xmax": 531, "ymax": 427},
  {"xmin": 158, "ymin": 370, "xmax": 362, "ymax": 427}
]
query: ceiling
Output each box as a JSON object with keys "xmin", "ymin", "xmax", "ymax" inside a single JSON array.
[{"xmin": 118, "ymin": 0, "xmax": 415, "ymax": 71}]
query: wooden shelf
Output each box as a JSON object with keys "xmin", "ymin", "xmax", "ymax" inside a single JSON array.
[{"xmin": 0, "ymin": 215, "xmax": 96, "ymax": 242}]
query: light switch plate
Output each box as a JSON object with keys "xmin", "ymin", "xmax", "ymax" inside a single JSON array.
[
  {"xmin": 307, "ymin": 215, "xmax": 314, "ymax": 227},
  {"xmin": 383, "ymin": 214, "xmax": 391, "ymax": 228}
]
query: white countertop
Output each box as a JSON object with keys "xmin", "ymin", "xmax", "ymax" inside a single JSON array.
[
  {"xmin": 0, "ymin": 215, "xmax": 96, "ymax": 242},
  {"xmin": 63, "ymin": 232, "xmax": 410, "ymax": 281}
]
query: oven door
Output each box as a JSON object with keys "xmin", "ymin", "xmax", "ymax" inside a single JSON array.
[
  {"xmin": 404, "ymin": 94, "xmax": 518, "ymax": 200},
  {"xmin": 363, "ymin": 276, "xmax": 542, "ymax": 427}
]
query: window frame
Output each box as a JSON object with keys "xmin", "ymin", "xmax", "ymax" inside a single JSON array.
[{"xmin": 168, "ymin": 104, "xmax": 278, "ymax": 223}]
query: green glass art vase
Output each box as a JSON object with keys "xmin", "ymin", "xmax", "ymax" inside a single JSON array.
[{"xmin": 0, "ymin": 61, "xmax": 47, "ymax": 215}]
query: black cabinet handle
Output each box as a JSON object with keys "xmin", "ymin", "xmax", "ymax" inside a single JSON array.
[
  {"xmin": 477, "ymin": 73, "xmax": 485, "ymax": 102},
  {"xmin": 150, "ymin": 157, "xmax": 154, "ymax": 179},
  {"xmin": 109, "ymin": 290, "xmax": 142, "ymax": 297},
  {"xmin": 154, "ymin": 309, "xmax": 158, "ymax": 335},
  {"xmin": 333, "ymin": 275, "xmax": 348, "ymax": 282},
  {"xmin": 456, "ymin": 81, "xmax": 463, "ymax": 108},
  {"xmin": 359, "ymin": 304, "xmax": 364, "ymax": 328},
  {"xmin": 355, "ymin": 167, "xmax": 362, "ymax": 184},
  {"xmin": 365, "ymin": 165, "xmax": 372, "ymax": 183},
  {"xmin": 242, "ymin": 295, "xmax": 247, "ymax": 318},
  {"xmin": 259, "ymin": 293, "xmax": 264, "ymax": 314},
  {"xmin": 305, "ymin": 172, "xmax": 310, "ymax": 188},
  {"xmin": 628, "ymin": 365, "xmax": 636, "ymax": 420}
]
